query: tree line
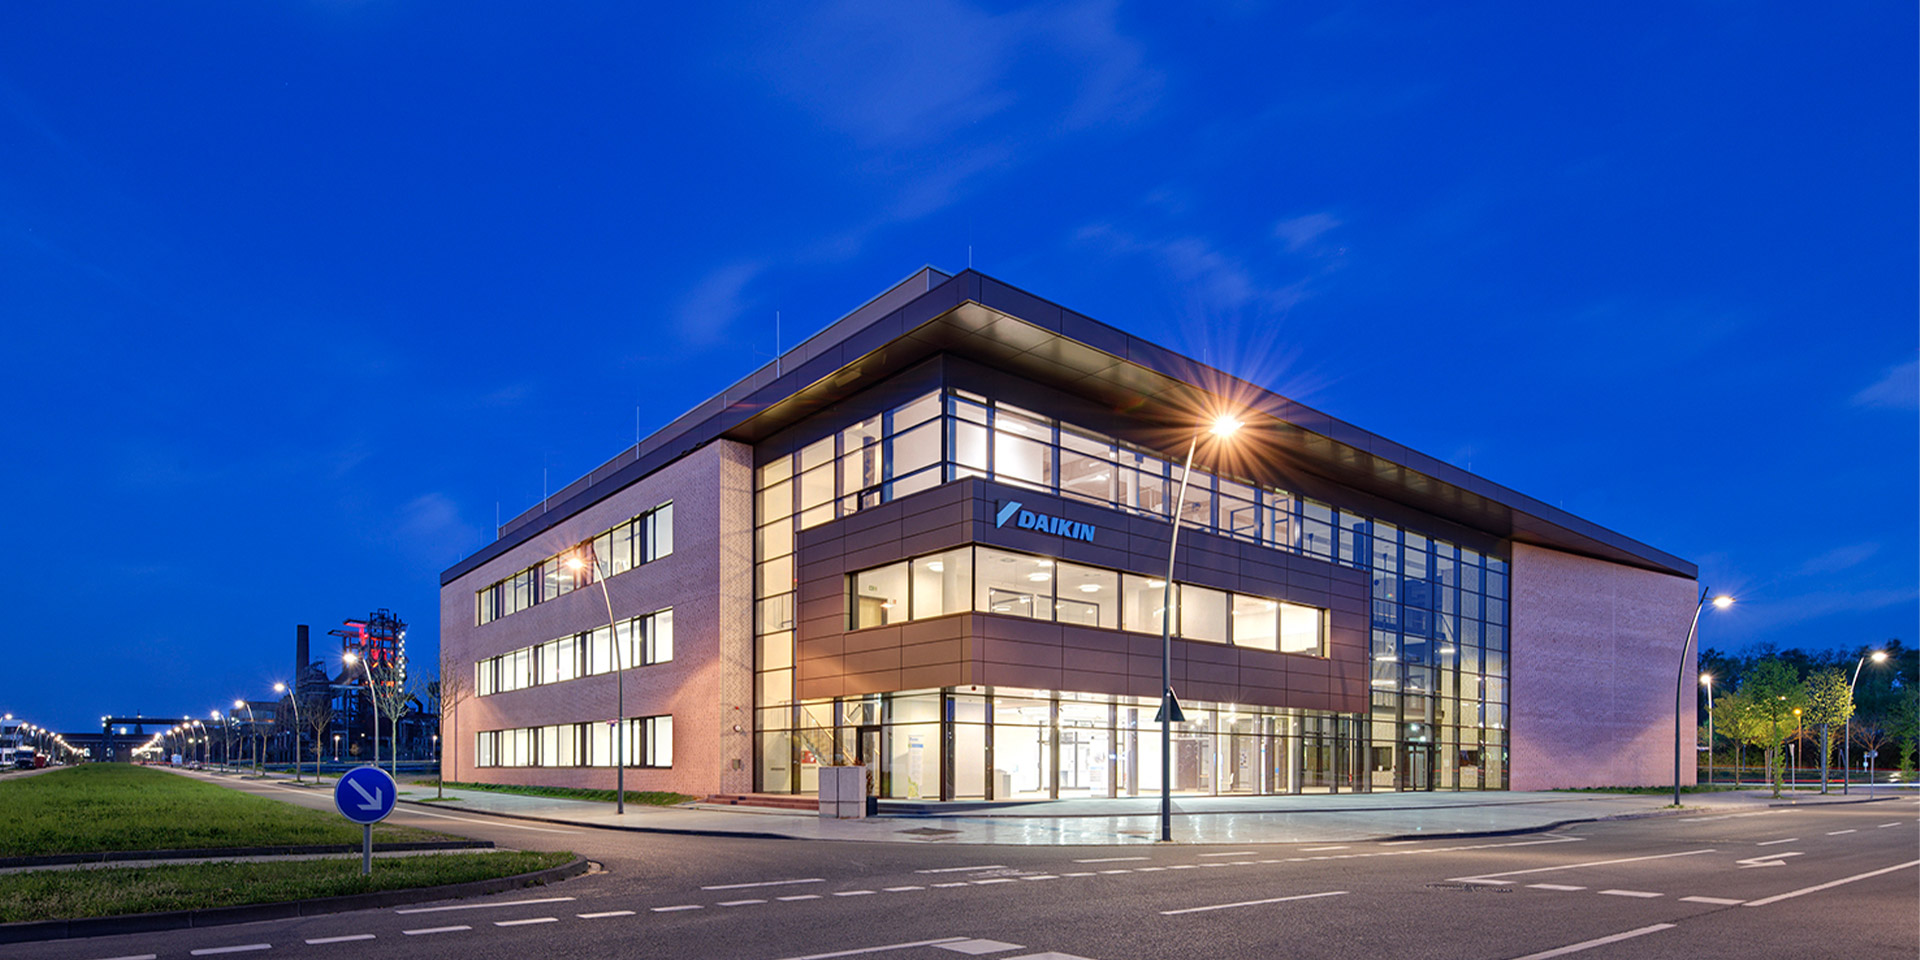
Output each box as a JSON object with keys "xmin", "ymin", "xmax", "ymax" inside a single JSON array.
[{"xmin": 1698, "ymin": 639, "xmax": 1917, "ymax": 796}]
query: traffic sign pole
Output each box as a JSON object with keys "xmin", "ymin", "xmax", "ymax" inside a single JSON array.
[
  {"xmin": 333, "ymin": 765, "xmax": 397, "ymax": 876},
  {"xmin": 363, "ymin": 824, "xmax": 371, "ymax": 876}
]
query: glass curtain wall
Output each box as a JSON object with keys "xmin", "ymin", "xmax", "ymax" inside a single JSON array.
[{"xmin": 752, "ymin": 387, "xmax": 1509, "ymax": 794}]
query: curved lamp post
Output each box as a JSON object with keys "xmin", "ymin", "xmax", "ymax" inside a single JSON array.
[
  {"xmin": 1842, "ymin": 650, "xmax": 1888, "ymax": 795},
  {"xmin": 234, "ymin": 700, "xmax": 259, "ymax": 775},
  {"xmin": 1674, "ymin": 588, "xmax": 1732, "ymax": 806},
  {"xmin": 1700, "ymin": 673, "xmax": 1715, "ymax": 788},
  {"xmin": 344, "ymin": 651, "xmax": 379, "ymax": 768},
  {"xmin": 1159, "ymin": 412, "xmax": 1242, "ymax": 843},
  {"xmin": 275, "ymin": 682, "xmax": 304, "ymax": 783},
  {"xmin": 567, "ymin": 553, "xmax": 626, "ymax": 814}
]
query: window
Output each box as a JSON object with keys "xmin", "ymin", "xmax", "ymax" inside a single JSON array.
[
  {"xmin": 474, "ymin": 501, "xmax": 675, "ymax": 624},
  {"xmin": 1179, "ymin": 585, "xmax": 1228, "ymax": 643},
  {"xmin": 975, "ymin": 547, "xmax": 1052, "ymax": 620},
  {"xmin": 1232, "ymin": 595, "xmax": 1279, "ymax": 651},
  {"xmin": 1121, "ymin": 573, "xmax": 1169, "ymax": 635},
  {"xmin": 1053, "ymin": 562, "xmax": 1117, "ymax": 628},
  {"xmin": 851, "ymin": 562, "xmax": 908, "ymax": 629},
  {"xmin": 1279, "ymin": 602, "xmax": 1324, "ymax": 655},
  {"xmin": 909, "ymin": 548, "xmax": 972, "ymax": 620}
]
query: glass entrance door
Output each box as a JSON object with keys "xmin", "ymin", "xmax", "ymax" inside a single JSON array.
[{"xmin": 857, "ymin": 725, "xmax": 881, "ymax": 797}]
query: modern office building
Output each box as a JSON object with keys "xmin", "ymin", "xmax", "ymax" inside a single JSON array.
[{"xmin": 440, "ymin": 268, "xmax": 1700, "ymax": 802}]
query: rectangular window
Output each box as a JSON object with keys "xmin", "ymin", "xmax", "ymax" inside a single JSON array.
[
  {"xmin": 1231, "ymin": 595, "xmax": 1279, "ymax": 651},
  {"xmin": 851, "ymin": 562, "xmax": 909, "ymax": 628},
  {"xmin": 1179, "ymin": 585, "xmax": 1228, "ymax": 642},
  {"xmin": 889, "ymin": 420, "xmax": 941, "ymax": 483},
  {"xmin": 1058, "ymin": 430, "xmax": 1114, "ymax": 503},
  {"xmin": 993, "ymin": 431, "xmax": 1052, "ymax": 489},
  {"xmin": 1053, "ymin": 562, "xmax": 1117, "ymax": 628},
  {"xmin": 975, "ymin": 547, "xmax": 1051, "ymax": 620},
  {"xmin": 1122, "ymin": 573, "xmax": 1170, "ymax": 634},
  {"xmin": 646, "ymin": 608, "xmax": 674, "ymax": 664},
  {"xmin": 652, "ymin": 502, "xmax": 674, "ymax": 559},
  {"xmin": 1280, "ymin": 602, "xmax": 1324, "ymax": 655},
  {"xmin": 909, "ymin": 548, "xmax": 973, "ymax": 620}
]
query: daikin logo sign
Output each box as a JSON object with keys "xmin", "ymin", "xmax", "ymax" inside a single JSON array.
[{"xmin": 995, "ymin": 500, "xmax": 1097, "ymax": 543}]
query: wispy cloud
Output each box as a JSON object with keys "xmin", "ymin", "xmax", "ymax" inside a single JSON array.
[
  {"xmin": 671, "ymin": 261, "xmax": 764, "ymax": 347},
  {"xmin": 1852, "ymin": 357, "xmax": 1917, "ymax": 410},
  {"xmin": 1796, "ymin": 542, "xmax": 1879, "ymax": 576},
  {"xmin": 1077, "ymin": 224, "xmax": 1307, "ymax": 317},
  {"xmin": 394, "ymin": 492, "xmax": 483, "ymax": 571},
  {"xmin": 1274, "ymin": 212, "xmax": 1343, "ymax": 253}
]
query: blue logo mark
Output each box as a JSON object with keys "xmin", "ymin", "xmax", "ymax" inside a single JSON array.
[{"xmin": 994, "ymin": 500, "xmax": 1096, "ymax": 543}]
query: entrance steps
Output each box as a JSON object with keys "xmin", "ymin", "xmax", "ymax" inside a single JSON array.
[{"xmin": 701, "ymin": 793, "xmax": 820, "ymax": 811}]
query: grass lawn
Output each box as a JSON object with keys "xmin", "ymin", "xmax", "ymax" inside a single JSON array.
[
  {"xmin": 0, "ymin": 765, "xmax": 449, "ymax": 857},
  {"xmin": 0, "ymin": 851, "xmax": 575, "ymax": 923},
  {"xmin": 421, "ymin": 780, "xmax": 693, "ymax": 806}
]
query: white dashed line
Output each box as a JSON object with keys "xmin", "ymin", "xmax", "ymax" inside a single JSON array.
[
  {"xmin": 883, "ymin": 886, "xmax": 925, "ymax": 892},
  {"xmin": 931, "ymin": 882, "xmax": 969, "ymax": 888},
  {"xmin": 916, "ymin": 865, "xmax": 1005, "ymax": 873},
  {"xmin": 1878, "ymin": 823, "xmax": 1902, "ymax": 828},
  {"xmin": 1136, "ymin": 866, "xmax": 1167, "ymax": 871},
  {"xmin": 1197, "ymin": 851, "xmax": 1256, "ymax": 858},
  {"xmin": 1161, "ymin": 890, "xmax": 1348, "ymax": 915},
  {"xmin": 1743, "ymin": 859, "xmax": 1920, "ymax": 907},
  {"xmin": 1060, "ymin": 872, "xmax": 1095, "ymax": 878},
  {"xmin": 1756, "ymin": 838, "xmax": 1797, "ymax": 846},
  {"xmin": 719, "ymin": 899, "xmax": 768, "ymax": 906},
  {"xmin": 778, "ymin": 894, "xmax": 823, "ymax": 901},
  {"xmin": 1507, "ymin": 923, "xmax": 1675, "ymax": 959},
  {"xmin": 495, "ymin": 917, "xmax": 557, "ymax": 927},
  {"xmin": 704, "ymin": 878, "xmax": 824, "ymax": 890},
  {"xmin": 1449, "ymin": 848, "xmax": 1715, "ymax": 883},
  {"xmin": 971, "ymin": 878, "xmax": 1017, "ymax": 885},
  {"xmin": 1826, "ymin": 829, "xmax": 1856, "ymax": 835},
  {"xmin": 306, "ymin": 934, "xmax": 375, "ymax": 944},
  {"xmin": 934, "ymin": 939, "xmax": 1025, "ymax": 955},
  {"xmin": 1074, "ymin": 856, "xmax": 1148, "ymax": 863},
  {"xmin": 1301, "ymin": 846, "xmax": 1349, "ymax": 852},
  {"xmin": 190, "ymin": 950, "xmax": 270, "ymax": 958},
  {"xmin": 91, "ymin": 955, "xmax": 156, "ymax": 960},
  {"xmin": 578, "ymin": 910, "xmax": 636, "ymax": 918},
  {"xmin": 1167, "ymin": 864, "xmax": 1198, "ymax": 870},
  {"xmin": 1098, "ymin": 869, "xmax": 1133, "ymax": 875},
  {"xmin": 396, "ymin": 897, "xmax": 575, "ymax": 914},
  {"xmin": 1680, "ymin": 896, "xmax": 1744, "ymax": 905},
  {"xmin": 1599, "ymin": 890, "xmax": 1662, "ymax": 899},
  {"xmin": 402, "ymin": 926, "xmax": 471, "ymax": 936},
  {"xmin": 1527, "ymin": 884, "xmax": 1586, "ymax": 891},
  {"xmin": 1380, "ymin": 840, "xmax": 1421, "ymax": 846},
  {"xmin": 833, "ymin": 890, "xmax": 876, "ymax": 896},
  {"xmin": 652, "ymin": 905, "xmax": 702, "ymax": 912},
  {"xmin": 1022, "ymin": 875, "xmax": 1059, "ymax": 881}
]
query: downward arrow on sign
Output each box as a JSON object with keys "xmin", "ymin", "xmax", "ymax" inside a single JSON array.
[
  {"xmin": 1736, "ymin": 852, "xmax": 1802, "ymax": 868},
  {"xmin": 349, "ymin": 778, "xmax": 385, "ymax": 812}
]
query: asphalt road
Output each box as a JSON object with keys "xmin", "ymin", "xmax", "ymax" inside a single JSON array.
[{"xmin": 10, "ymin": 776, "xmax": 1917, "ymax": 960}]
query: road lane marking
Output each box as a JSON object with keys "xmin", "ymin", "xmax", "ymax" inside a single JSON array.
[
  {"xmin": 1742, "ymin": 859, "xmax": 1920, "ymax": 907},
  {"xmin": 916, "ymin": 865, "xmax": 1005, "ymax": 873},
  {"xmin": 1878, "ymin": 823, "xmax": 1902, "ymax": 828},
  {"xmin": 1680, "ymin": 896, "xmax": 1744, "ymax": 905},
  {"xmin": 778, "ymin": 894, "xmax": 823, "ymax": 900},
  {"xmin": 1527, "ymin": 884, "xmax": 1586, "ymax": 891},
  {"xmin": 1755, "ymin": 838, "xmax": 1797, "ymax": 846},
  {"xmin": 1737, "ymin": 852, "xmax": 1802, "ymax": 868},
  {"xmin": 495, "ymin": 917, "xmax": 557, "ymax": 926},
  {"xmin": 771, "ymin": 937, "xmax": 970, "ymax": 960},
  {"xmin": 1060, "ymin": 872, "xmax": 1095, "ymax": 878},
  {"xmin": 1098, "ymin": 869, "xmax": 1133, "ymax": 875},
  {"xmin": 834, "ymin": 890, "xmax": 877, "ymax": 896},
  {"xmin": 578, "ymin": 910, "xmax": 635, "ymax": 918},
  {"xmin": 1137, "ymin": 866, "xmax": 1167, "ymax": 871},
  {"xmin": 934, "ymin": 939, "xmax": 1025, "ymax": 955},
  {"xmin": 703, "ymin": 878, "xmax": 824, "ymax": 890},
  {"xmin": 395, "ymin": 896, "xmax": 574, "ymax": 914},
  {"xmin": 1160, "ymin": 890, "xmax": 1347, "ymax": 915},
  {"xmin": 971, "ymin": 878, "xmax": 1017, "ymax": 885},
  {"xmin": 1167, "ymin": 864, "xmax": 1197, "ymax": 869},
  {"xmin": 1022, "ymin": 875, "xmax": 1059, "ymax": 880},
  {"xmin": 1449, "ymin": 848, "xmax": 1715, "ymax": 882},
  {"xmin": 1506, "ymin": 923, "xmax": 1675, "ymax": 959},
  {"xmin": 1380, "ymin": 840, "xmax": 1421, "ymax": 846},
  {"xmin": 652, "ymin": 905, "xmax": 702, "ymax": 912},
  {"xmin": 1197, "ymin": 851, "xmax": 1256, "ymax": 857},
  {"xmin": 1300, "ymin": 846, "xmax": 1350, "ymax": 852},
  {"xmin": 1825, "ymin": 829, "xmax": 1856, "ymax": 835},
  {"xmin": 402, "ymin": 926, "xmax": 471, "ymax": 935},
  {"xmin": 931, "ymin": 882, "xmax": 970, "ymax": 888},
  {"xmin": 1074, "ymin": 856, "xmax": 1147, "ymax": 863},
  {"xmin": 883, "ymin": 886, "xmax": 925, "ymax": 891},
  {"xmin": 189, "ymin": 948, "xmax": 271, "ymax": 956},
  {"xmin": 718, "ymin": 899, "xmax": 768, "ymax": 906},
  {"xmin": 1598, "ymin": 889, "xmax": 1662, "ymax": 898},
  {"xmin": 92, "ymin": 955, "xmax": 156, "ymax": 960},
  {"xmin": 305, "ymin": 935, "xmax": 375, "ymax": 944}
]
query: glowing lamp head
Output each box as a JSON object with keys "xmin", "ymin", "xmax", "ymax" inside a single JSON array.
[
  {"xmin": 1711, "ymin": 595, "xmax": 1733, "ymax": 609},
  {"xmin": 1210, "ymin": 414, "xmax": 1243, "ymax": 438},
  {"xmin": 1871, "ymin": 650, "xmax": 1889, "ymax": 663},
  {"xmin": 567, "ymin": 557, "xmax": 586, "ymax": 571},
  {"xmin": 209, "ymin": 711, "xmax": 220, "ymax": 720},
  {"xmin": 343, "ymin": 651, "xmax": 358, "ymax": 666},
  {"xmin": 273, "ymin": 682, "xmax": 286, "ymax": 693},
  {"xmin": 1700, "ymin": 674, "xmax": 1713, "ymax": 686},
  {"xmin": 233, "ymin": 700, "xmax": 244, "ymax": 710}
]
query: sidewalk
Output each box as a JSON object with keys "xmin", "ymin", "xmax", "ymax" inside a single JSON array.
[{"xmin": 383, "ymin": 779, "xmax": 1915, "ymax": 846}]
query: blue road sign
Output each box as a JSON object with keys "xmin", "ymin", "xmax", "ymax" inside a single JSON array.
[{"xmin": 334, "ymin": 765, "xmax": 397, "ymax": 824}]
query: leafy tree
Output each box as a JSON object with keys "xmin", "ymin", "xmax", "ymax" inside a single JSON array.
[
  {"xmin": 1717, "ymin": 690, "xmax": 1771, "ymax": 783},
  {"xmin": 1741, "ymin": 659, "xmax": 1805, "ymax": 797},
  {"xmin": 1803, "ymin": 668, "xmax": 1853, "ymax": 793}
]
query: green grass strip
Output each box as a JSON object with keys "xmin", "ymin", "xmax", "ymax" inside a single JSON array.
[
  {"xmin": 0, "ymin": 850, "xmax": 575, "ymax": 923},
  {"xmin": 0, "ymin": 765, "xmax": 450, "ymax": 856},
  {"xmin": 421, "ymin": 780, "xmax": 693, "ymax": 806}
]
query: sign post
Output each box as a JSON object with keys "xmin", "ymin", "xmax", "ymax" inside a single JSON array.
[{"xmin": 333, "ymin": 765, "xmax": 397, "ymax": 876}]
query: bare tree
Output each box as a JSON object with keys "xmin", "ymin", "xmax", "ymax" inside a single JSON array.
[
  {"xmin": 304, "ymin": 698, "xmax": 336, "ymax": 784},
  {"xmin": 371, "ymin": 653, "xmax": 411, "ymax": 775},
  {"xmin": 436, "ymin": 648, "xmax": 473, "ymax": 800}
]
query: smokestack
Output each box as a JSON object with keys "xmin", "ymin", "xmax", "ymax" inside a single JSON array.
[{"xmin": 296, "ymin": 624, "xmax": 309, "ymax": 692}]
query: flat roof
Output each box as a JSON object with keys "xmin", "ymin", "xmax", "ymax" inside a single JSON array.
[{"xmin": 443, "ymin": 268, "xmax": 1695, "ymax": 585}]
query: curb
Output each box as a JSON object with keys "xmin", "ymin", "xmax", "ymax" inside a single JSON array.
[
  {"xmin": 0, "ymin": 841, "xmax": 494, "ymax": 871},
  {"xmin": 393, "ymin": 797, "xmax": 798, "ymax": 842},
  {"xmin": 0, "ymin": 856, "xmax": 590, "ymax": 944}
]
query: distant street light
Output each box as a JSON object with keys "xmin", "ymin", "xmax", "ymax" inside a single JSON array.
[
  {"xmin": 344, "ymin": 651, "xmax": 379, "ymax": 768},
  {"xmin": 274, "ymin": 682, "xmax": 304, "ymax": 783},
  {"xmin": 568, "ymin": 553, "xmax": 627, "ymax": 814},
  {"xmin": 234, "ymin": 699, "xmax": 259, "ymax": 775},
  {"xmin": 1674, "ymin": 589, "xmax": 1732, "ymax": 806},
  {"xmin": 1701, "ymin": 673, "xmax": 1716, "ymax": 788},
  {"xmin": 1843, "ymin": 651, "xmax": 1889, "ymax": 795}
]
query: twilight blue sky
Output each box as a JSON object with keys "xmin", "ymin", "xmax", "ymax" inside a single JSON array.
[{"xmin": 2, "ymin": 3, "xmax": 1913, "ymax": 734}]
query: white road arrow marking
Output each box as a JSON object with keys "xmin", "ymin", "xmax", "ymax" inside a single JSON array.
[
  {"xmin": 1736, "ymin": 852, "xmax": 1802, "ymax": 868},
  {"xmin": 349, "ymin": 778, "xmax": 385, "ymax": 811}
]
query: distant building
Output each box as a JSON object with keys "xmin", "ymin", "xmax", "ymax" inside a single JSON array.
[{"xmin": 441, "ymin": 269, "xmax": 1698, "ymax": 800}]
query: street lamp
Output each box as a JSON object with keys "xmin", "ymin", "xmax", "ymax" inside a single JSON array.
[
  {"xmin": 1700, "ymin": 673, "xmax": 1716, "ymax": 788},
  {"xmin": 333, "ymin": 733, "xmax": 341, "ymax": 762},
  {"xmin": 1158, "ymin": 412, "xmax": 1242, "ymax": 842},
  {"xmin": 234, "ymin": 699, "xmax": 259, "ymax": 776},
  {"xmin": 1842, "ymin": 650, "xmax": 1888, "ymax": 795},
  {"xmin": 274, "ymin": 682, "xmax": 304, "ymax": 783},
  {"xmin": 1792, "ymin": 707, "xmax": 1803, "ymax": 791},
  {"xmin": 343, "ymin": 651, "xmax": 379, "ymax": 768},
  {"xmin": 568, "ymin": 553, "xmax": 627, "ymax": 814},
  {"xmin": 1673, "ymin": 589, "xmax": 1732, "ymax": 806}
]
